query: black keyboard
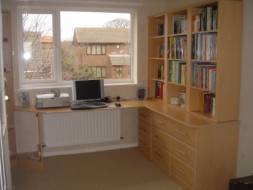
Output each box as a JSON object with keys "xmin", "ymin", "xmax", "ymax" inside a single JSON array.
[{"xmin": 71, "ymin": 101, "xmax": 108, "ymax": 110}]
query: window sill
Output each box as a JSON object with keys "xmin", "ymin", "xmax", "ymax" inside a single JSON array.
[{"xmin": 19, "ymin": 81, "xmax": 138, "ymax": 91}]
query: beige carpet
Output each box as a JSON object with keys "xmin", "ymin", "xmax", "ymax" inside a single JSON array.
[{"xmin": 12, "ymin": 148, "xmax": 181, "ymax": 190}]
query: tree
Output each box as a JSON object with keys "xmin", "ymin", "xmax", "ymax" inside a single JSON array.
[
  {"xmin": 103, "ymin": 18, "xmax": 130, "ymax": 29},
  {"xmin": 22, "ymin": 13, "xmax": 53, "ymax": 80}
]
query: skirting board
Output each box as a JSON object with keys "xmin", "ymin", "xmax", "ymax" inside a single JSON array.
[{"xmin": 43, "ymin": 143, "xmax": 138, "ymax": 157}]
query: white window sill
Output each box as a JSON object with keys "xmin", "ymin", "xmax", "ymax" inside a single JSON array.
[{"xmin": 19, "ymin": 81, "xmax": 138, "ymax": 90}]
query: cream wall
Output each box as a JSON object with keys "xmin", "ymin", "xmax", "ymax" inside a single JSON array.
[
  {"xmin": 237, "ymin": 0, "xmax": 253, "ymax": 177},
  {"xmin": 164, "ymin": 0, "xmax": 253, "ymax": 178}
]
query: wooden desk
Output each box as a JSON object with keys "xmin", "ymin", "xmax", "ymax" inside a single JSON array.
[
  {"xmin": 15, "ymin": 99, "xmax": 216, "ymax": 127},
  {"xmin": 15, "ymin": 100, "xmax": 238, "ymax": 190}
]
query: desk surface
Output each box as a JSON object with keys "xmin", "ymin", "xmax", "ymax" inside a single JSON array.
[{"xmin": 15, "ymin": 100, "xmax": 224, "ymax": 127}]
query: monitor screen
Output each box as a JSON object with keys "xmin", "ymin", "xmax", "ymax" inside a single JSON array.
[{"xmin": 73, "ymin": 80, "xmax": 104, "ymax": 101}]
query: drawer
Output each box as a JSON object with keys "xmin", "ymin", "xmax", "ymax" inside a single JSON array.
[
  {"xmin": 139, "ymin": 120, "xmax": 151, "ymax": 132},
  {"xmin": 153, "ymin": 113, "xmax": 168, "ymax": 129},
  {"xmin": 153, "ymin": 113, "xmax": 197, "ymax": 147},
  {"xmin": 168, "ymin": 121, "xmax": 197, "ymax": 147},
  {"xmin": 139, "ymin": 122, "xmax": 151, "ymax": 133},
  {"xmin": 139, "ymin": 117, "xmax": 151, "ymax": 127},
  {"xmin": 171, "ymin": 157, "xmax": 195, "ymax": 188},
  {"xmin": 152, "ymin": 144, "xmax": 172, "ymax": 175},
  {"xmin": 138, "ymin": 129, "xmax": 151, "ymax": 145},
  {"xmin": 152, "ymin": 128, "xmax": 172, "ymax": 153},
  {"xmin": 139, "ymin": 108, "xmax": 151, "ymax": 119},
  {"xmin": 139, "ymin": 139, "xmax": 151, "ymax": 159},
  {"xmin": 172, "ymin": 139, "xmax": 196, "ymax": 168}
]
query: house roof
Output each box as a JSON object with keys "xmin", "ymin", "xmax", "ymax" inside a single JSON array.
[
  {"xmin": 40, "ymin": 36, "xmax": 53, "ymax": 44},
  {"xmin": 73, "ymin": 27, "xmax": 129, "ymax": 44}
]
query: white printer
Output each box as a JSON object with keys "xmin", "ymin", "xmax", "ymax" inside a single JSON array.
[{"xmin": 35, "ymin": 93, "xmax": 70, "ymax": 109}]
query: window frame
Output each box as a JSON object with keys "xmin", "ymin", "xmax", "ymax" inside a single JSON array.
[{"xmin": 17, "ymin": 6, "xmax": 137, "ymax": 89}]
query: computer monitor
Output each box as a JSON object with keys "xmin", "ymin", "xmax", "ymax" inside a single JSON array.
[{"xmin": 73, "ymin": 79, "xmax": 104, "ymax": 101}]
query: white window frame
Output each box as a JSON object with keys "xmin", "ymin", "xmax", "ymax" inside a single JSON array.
[
  {"xmin": 17, "ymin": 6, "xmax": 137, "ymax": 89},
  {"xmin": 17, "ymin": 9, "xmax": 59, "ymax": 85}
]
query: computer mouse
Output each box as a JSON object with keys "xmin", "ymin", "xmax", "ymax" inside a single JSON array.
[{"xmin": 115, "ymin": 102, "xmax": 121, "ymax": 107}]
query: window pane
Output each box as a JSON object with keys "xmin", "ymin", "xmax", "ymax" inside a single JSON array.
[
  {"xmin": 61, "ymin": 11, "xmax": 131, "ymax": 81},
  {"xmin": 22, "ymin": 13, "xmax": 54, "ymax": 80}
]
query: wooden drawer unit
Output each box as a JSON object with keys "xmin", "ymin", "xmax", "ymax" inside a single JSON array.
[
  {"xmin": 152, "ymin": 128, "xmax": 172, "ymax": 153},
  {"xmin": 139, "ymin": 108, "xmax": 151, "ymax": 121},
  {"xmin": 138, "ymin": 108, "xmax": 152, "ymax": 159},
  {"xmin": 139, "ymin": 139, "xmax": 151, "ymax": 159},
  {"xmin": 137, "ymin": 105, "xmax": 238, "ymax": 190},
  {"xmin": 171, "ymin": 157, "xmax": 195, "ymax": 189},
  {"xmin": 152, "ymin": 113, "xmax": 167, "ymax": 129},
  {"xmin": 153, "ymin": 113, "xmax": 197, "ymax": 147},
  {"xmin": 167, "ymin": 120, "xmax": 197, "ymax": 148},
  {"xmin": 152, "ymin": 142, "xmax": 172, "ymax": 175},
  {"xmin": 172, "ymin": 139, "xmax": 196, "ymax": 168}
]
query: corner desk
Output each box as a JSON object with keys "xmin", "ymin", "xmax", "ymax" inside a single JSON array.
[{"xmin": 15, "ymin": 99, "xmax": 238, "ymax": 190}]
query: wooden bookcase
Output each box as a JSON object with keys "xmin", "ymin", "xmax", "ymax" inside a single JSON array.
[{"xmin": 148, "ymin": 0, "xmax": 242, "ymax": 122}]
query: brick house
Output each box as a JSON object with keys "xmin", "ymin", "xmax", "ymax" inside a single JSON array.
[{"xmin": 72, "ymin": 27, "xmax": 130, "ymax": 79}]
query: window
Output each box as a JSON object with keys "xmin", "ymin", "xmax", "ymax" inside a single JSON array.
[
  {"xmin": 21, "ymin": 13, "xmax": 54, "ymax": 81},
  {"xmin": 18, "ymin": 9, "xmax": 135, "ymax": 87},
  {"xmin": 86, "ymin": 45, "xmax": 106, "ymax": 55},
  {"xmin": 60, "ymin": 11, "xmax": 131, "ymax": 81}
]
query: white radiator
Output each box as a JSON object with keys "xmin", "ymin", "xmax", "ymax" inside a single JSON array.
[{"xmin": 42, "ymin": 109, "xmax": 121, "ymax": 148}]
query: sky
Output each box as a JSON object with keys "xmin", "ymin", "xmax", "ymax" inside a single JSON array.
[
  {"xmin": 60, "ymin": 11, "xmax": 130, "ymax": 41},
  {"xmin": 23, "ymin": 11, "xmax": 130, "ymax": 41}
]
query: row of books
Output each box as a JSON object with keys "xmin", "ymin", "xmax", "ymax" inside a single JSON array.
[
  {"xmin": 191, "ymin": 62, "xmax": 216, "ymax": 91},
  {"xmin": 192, "ymin": 34, "xmax": 217, "ymax": 61},
  {"xmin": 168, "ymin": 36, "xmax": 187, "ymax": 60},
  {"xmin": 203, "ymin": 93, "xmax": 215, "ymax": 116},
  {"xmin": 168, "ymin": 61, "xmax": 187, "ymax": 85},
  {"xmin": 173, "ymin": 15, "xmax": 187, "ymax": 34},
  {"xmin": 155, "ymin": 81, "xmax": 164, "ymax": 98},
  {"xmin": 192, "ymin": 5, "xmax": 218, "ymax": 32},
  {"xmin": 157, "ymin": 64, "xmax": 164, "ymax": 80}
]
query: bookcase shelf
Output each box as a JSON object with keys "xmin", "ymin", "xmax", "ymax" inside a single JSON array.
[
  {"xmin": 153, "ymin": 78, "xmax": 165, "ymax": 82},
  {"xmin": 149, "ymin": 57, "xmax": 165, "ymax": 61},
  {"xmin": 168, "ymin": 81, "xmax": 186, "ymax": 88},
  {"xmin": 192, "ymin": 30, "xmax": 217, "ymax": 34},
  {"xmin": 168, "ymin": 33, "xmax": 187, "ymax": 37},
  {"xmin": 148, "ymin": 0, "xmax": 242, "ymax": 122},
  {"xmin": 191, "ymin": 59, "xmax": 217, "ymax": 63},
  {"xmin": 190, "ymin": 86, "xmax": 212, "ymax": 92},
  {"xmin": 168, "ymin": 59, "xmax": 186, "ymax": 61}
]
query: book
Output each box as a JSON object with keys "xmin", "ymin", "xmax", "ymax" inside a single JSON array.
[
  {"xmin": 168, "ymin": 61, "xmax": 186, "ymax": 85},
  {"xmin": 155, "ymin": 81, "xmax": 164, "ymax": 98},
  {"xmin": 192, "ymin": 34, "xmax": 217, "ymax": 61},
  {"xmin": 157, "ymin": 64, "xmax": 164, "ymax": 80},
  {"xmin": 159, "ymin": 44, "xmax": 164, "ymax": 58},
  {"xmin": 173, "ymin": 15, "xmax": 187, "ymax": 34},
  {"xmin": 203, "ymin": 93, "xmax": 215, "ymax": 114},
  {"xmin": 192, "ymin": 5, "xmax": 218, "ymax": 32},
  {"xmin": 158, "ymin": 23, "xmax": 164, "ymax": 36},
  {"xmin": 191, "ymin": 62, "xmax": 216, "ymax": 91},
  {"xmin": 168, "ymin": 36, "xmax": 187, "ymax": 60}
]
